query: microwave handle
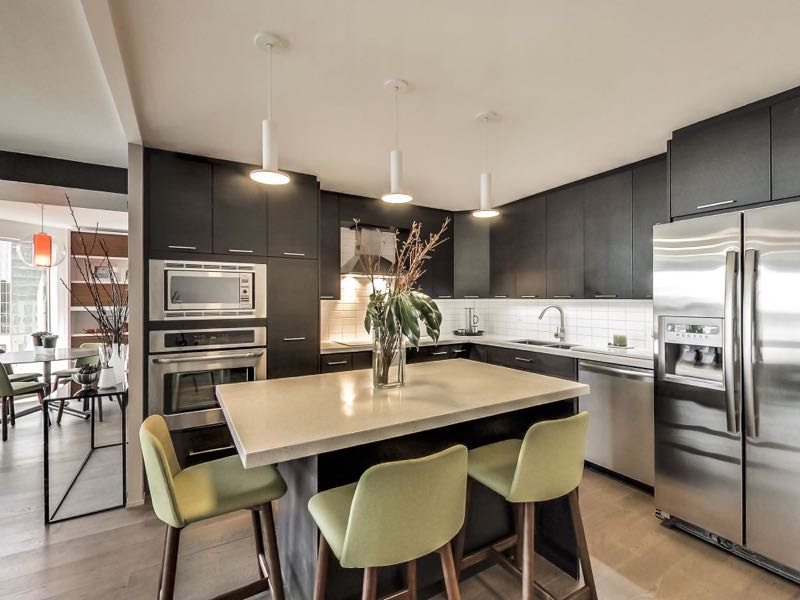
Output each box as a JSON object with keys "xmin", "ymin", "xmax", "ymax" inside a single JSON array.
[{"xmin": 152, "ymin": 351, "xmax": 264, "ymax": 364}]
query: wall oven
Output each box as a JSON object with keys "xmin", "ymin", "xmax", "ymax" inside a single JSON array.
[
  {"xmin": 149, "ymin": 259, "xmax": 266, "ymax": 320},
  {"xmin": 148, "ymin": 327, "xmax": 267, "ymax": 430}
]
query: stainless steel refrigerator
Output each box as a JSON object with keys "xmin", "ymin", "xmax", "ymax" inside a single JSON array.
[{"xmin": 653, "ymin": 201, "xmax": 800, "ymax": 581}]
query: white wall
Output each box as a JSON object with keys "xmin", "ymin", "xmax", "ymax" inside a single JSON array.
[{"xmin": 321, "ymin": 277, "xmax": 654, "ymax": 352}]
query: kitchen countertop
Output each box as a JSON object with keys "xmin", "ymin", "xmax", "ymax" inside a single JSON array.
[
  {"xmin": 321, "ymin": 334, "xmax": 654, "ymax": 369},
  {"xmin": 216, "ymin": 360, "xmax": 589, "ymax": 469}
]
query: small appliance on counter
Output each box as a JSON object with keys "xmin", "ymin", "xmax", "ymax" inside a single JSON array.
[{"xmin": 452, "ymin": 328, "xmax": 484, "ymax": 336}]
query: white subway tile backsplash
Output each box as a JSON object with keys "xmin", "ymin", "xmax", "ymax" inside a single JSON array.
[{"xmin": 320, "ymin": 279, "xmax": 654, "ymax": 351}]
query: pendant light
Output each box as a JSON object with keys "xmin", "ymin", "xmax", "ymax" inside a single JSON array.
[
  {"xmin": 381, "ymin": 79, "xmax": 413, "ymax": 204},
  {"xmin": 250, "ymin": 32, "xmax": 290, "ymax": 185},
  {"xmin": 19, "ymin": 204, "xmax": 66, "ymax": 268},
  {"xmin": 472, "ymin": 111, "xmax": 500, "ymax": 218}
]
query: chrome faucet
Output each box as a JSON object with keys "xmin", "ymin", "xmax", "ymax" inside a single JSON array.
[{"xmin": 538, "ymin": 305, "xmax": 565, "ymax": 341}]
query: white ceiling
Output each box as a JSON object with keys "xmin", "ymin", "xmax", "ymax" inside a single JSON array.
[
  {"xmin": 5, "ymin": 1, "xmax": 800, "ymax": 211},
  {"xmin": 0, "ymin": 0, "xmax": 127, "ymax": 166}
]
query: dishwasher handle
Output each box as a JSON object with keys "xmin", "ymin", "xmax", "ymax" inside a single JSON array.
[{"xmin": 578, "ymin": 361, "xmax": 653, "ymax": 382}]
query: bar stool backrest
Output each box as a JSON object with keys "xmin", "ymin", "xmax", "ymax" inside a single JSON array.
[
  {"xmin": 140, "ymin": 415, "xmax": 185, "ymax": 528},
  {"xmin": 509, "ymin": 411, "xmax": 590, "ymax": 503},
  {"xmin": 341, "ymin": 444, "xmax": 468, "ymax": 568}
]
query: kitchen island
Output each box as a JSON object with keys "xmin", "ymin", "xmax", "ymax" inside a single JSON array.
[{"xmin": 217, "ymin": 360, "xmax": 589, "ymax": 599}]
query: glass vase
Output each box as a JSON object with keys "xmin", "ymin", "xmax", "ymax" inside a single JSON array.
[{"xmin": 372, "ymin": 327, "xmax": 406, "ymax": 389}]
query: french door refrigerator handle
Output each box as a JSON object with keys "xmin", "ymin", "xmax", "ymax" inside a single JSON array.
[
  {"xmin": 723, "ymin": 249, "xmax": 740, "ymax": 434},
  {"xmin": 742, "ymin": 248, "xmax": 758, "ymax": 438}
]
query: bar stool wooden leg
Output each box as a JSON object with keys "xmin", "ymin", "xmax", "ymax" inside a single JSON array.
[
  {"xmin": 514, "ymin": 502, "xmax": 525, "ymax": 570},
  {"xmin": 250, "ymin": 508, "xmax": 267, "ymax": 577},
  {"xmin": 314, "ymin": 533, "xmax": 330, "ymax": 600},
  {"xmin": 407, "ymin": 559, "xmax": 418, "ymax": 600},
  {"xmin": 362, "ymin": 567, "xmax": 378, "ymax": 600},
  {"xmin": 452, "ymin": 478, "xmax": 472, "ymax": 575},
  {"xmin": 159, "ymin": 526, "xmax": 181, "ymax": 600},
  {"xmin": 522, "ymin": 502, "xmax": 535, "ymax": 600},
  {"xmin": 438, "ymin": 543, "xmax": 461, "ymax": 600},
  {"xmin": 260, "ymin": 502, "xmax": 285, "ymax": 600},
  {"xmin": 568, "ymin": 490, "xmax": 597, "ymax": 600}
]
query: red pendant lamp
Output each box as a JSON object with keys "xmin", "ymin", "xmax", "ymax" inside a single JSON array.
[{"xmin": 33, "ymin": 205, "xmax": 53, "ymax": 267}]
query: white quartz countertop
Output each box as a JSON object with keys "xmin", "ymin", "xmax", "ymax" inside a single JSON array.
[
  {"xmin": 321, "ymin": 334, "xmax": 654, "ymax": 369},
  {"xmin": 217, "ymin": 360, "xmax": 589, "ymax": 469}
]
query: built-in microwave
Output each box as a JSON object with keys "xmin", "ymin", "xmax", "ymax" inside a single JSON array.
[{"xmin": 149, "ymin": 259, "xmax": 266, "ymax": 320}]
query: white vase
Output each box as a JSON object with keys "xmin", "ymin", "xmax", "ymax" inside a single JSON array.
[
  {"xmin": 97, "ymin": 367, "xmax": 117, "ymax": 389},
  {"xmin": 99, "ymin": 343, "xmax": 128, "ymax": 387}
]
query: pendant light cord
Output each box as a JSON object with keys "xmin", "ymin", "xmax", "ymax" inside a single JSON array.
[
  {"xmin": 483, "ymin": 116, "xmax": 488, "ymax": 172},
  {"xmin": 266, "ymin": 43, "xmax": 272, "ymax": 121},
  {"xmin": 393, "ymin": 84, "xmax": 399, "ymax": 149}
]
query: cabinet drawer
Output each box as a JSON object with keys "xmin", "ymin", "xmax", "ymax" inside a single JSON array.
[
  {"xmin": 407, "ymin": 345, "xmax": 452, "ymax": 364},
  {"xmin": 448, "ymin": 344, "xmax": 471, "ymax": 359},
  {"xmin": 320, "ymin": 353, "xmax": 353, "ymax": 373},
  {"xmin": 486, "ymin": 346, "xmax": 576, "ymax": 380},
  {"xmin": 170, "ymin": 424, "xmax": 237, "ymax": 469}
]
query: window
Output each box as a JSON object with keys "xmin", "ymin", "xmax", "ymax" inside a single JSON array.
[{"xmin": 0, "ymin": 240, "xmax": 48, "ymax": 352}]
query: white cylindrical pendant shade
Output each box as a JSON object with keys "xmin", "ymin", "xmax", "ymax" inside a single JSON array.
[
  {"xmin": 473, "ymin": 171, "xmax": 499, "ymax": 218},
  {"xmin": 250, "ymin": 118, "xmax": 290, "ymax": 185},
  {"xmin": 381, "ymin": 149, "xmax": 412, "ymax": 203}
]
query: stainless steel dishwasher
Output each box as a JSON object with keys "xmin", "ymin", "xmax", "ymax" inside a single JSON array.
[{"xmin": 578, "ymin": 360, "xmax": 655, "ymax": 486}]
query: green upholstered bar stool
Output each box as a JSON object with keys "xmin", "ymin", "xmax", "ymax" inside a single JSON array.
[
  {"xmin": 455, "ymin": 412, "xmax": 596, "ymax": 600},
  {"xmin": 1, "ymin": 364, "xmax": 48, "ymax": 441},
  {"xmin": 308, "ymin": 445, "xmax": 468, "ymax": 600},
  {"xmin": 140, "ymin": 415, "xmax": 288, "ymax": 600},
  {"xmin": 0, "ymin": 349, "xmax": 41, "ymax": 383}
]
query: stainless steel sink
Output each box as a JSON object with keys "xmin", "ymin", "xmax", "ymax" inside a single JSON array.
[{"xmin": 512, "ymin": 340, "xmax": 578, "ymax": 349}]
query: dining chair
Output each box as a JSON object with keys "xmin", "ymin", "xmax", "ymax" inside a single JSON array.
[
  {"xmin": 0, "ymin": 349, "xmax": 42, "ymax": 383},
  {"xmin": 51, "ymin": 342, "xmax": 103, "ymax": 424},
  {"xmin": 0, "ymin": 364, "xmax": 48, "ymax": 442}
]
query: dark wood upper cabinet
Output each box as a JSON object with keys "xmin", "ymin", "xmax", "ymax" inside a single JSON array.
[
  {"xmin": 416, "ymin": 208, "xmax": 454, "ymax": 299},
  {"xmin": 771, "ymin": 96, "xmax": 800, "ymax": 201},
  {"xmin": 267, "ymin": 172, "xmax": 320, "ymax": 259},
  {"xmin": 512, "ymin": 197, "xmax": 547, "ymax": 299},
  {"xmin": 453, "ymin": 212, "xmax": 490, "ymax": 298},
  {"xmin": 146, "ymin": 149, "xmax": 213, "ymax": 254},
  {"xmin": 546, "ymin": 187, "xmax": 584, "ymax": 299},
  {"xmin": 670, "ymin": 108, "xmax": 770, "ymax": 217},
  {"xmin": 490, "ymin": 210, "xmax": 516, "ymax": 298},
  {"xmin": 319, "ymin": 191, "xmax": 341, "ymax": 300},
  {"xmin": 211, "ymin": 162, "xmax": 267, "ymax": 256},
  {"xmin": 267, "ymin": 257, "xmax": 319, "ymax": 379},
  {"xmin": 583, "ymin": 172, "xmax": 633, "ymax": 299},
  {"xmin": 632, "ymin": 159, "xmax": 668, "ymax": 299}
]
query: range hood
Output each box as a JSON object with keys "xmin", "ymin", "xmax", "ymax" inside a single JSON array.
[{"xmin": 340, "ymin": 226, "xmax": 397, "ymax": 276}]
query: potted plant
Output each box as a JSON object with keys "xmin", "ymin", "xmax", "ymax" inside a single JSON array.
[
  {"xmin": 31, "ymin": 331, "xmax": 49, "ymax": 347},
  {"xmin": 60, "ymin": 196, "xmax": 128, "ymax": 387},
  {"xmin": 39, "ymin": 333, "xmax": 58, "ymax": 355},
  {"xmin": 361, "ymin": 219, "xmax": 449, "ymax": 388}
]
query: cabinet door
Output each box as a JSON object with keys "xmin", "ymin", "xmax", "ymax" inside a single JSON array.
[
  {"xmin": 415, "ymin": 208, "xmax": 454, "ymax": 299},
  {"xmin": 513, "ymin": 197, "xmax": 547, "ymax": 299},
  {"xmin": 583, "ymin": 172, "xmax": 633, "ymax": 299},
  {"xmin": 267, "ymin": 257, "xmax": 319, "ymax": 378},
  {"xmin": 490, "ymin": 212, "xmax": 516, "ymax": 298},
  {"xmin": 212, "ymin": 162, "xmax": 268, "ymax": 256},
  {"xmin": 170, "ymin": 425, "xmax": 236, "ymax": 469},
  {"xmin": 453, "ymin": 212, "xmax": 490, "ymax": 298},
  {"xmin": 670, "ymin": 108, "xmax": 770, "ymax": 217},
  {"xmin": 771, "ymin": 96, "xmax": 800, "ymax": 201},
  {"xmin": 320, "ymin": 353, "xmax": 352, "ymax": 373},
  {"xmin": 546, "ymin": 187, "xmax": 584, "ymax": 299},
  {"xmin": 632, "ymin": 159, "xmax": 668, "ymax": 299},
  {"xmin": 267, "ymin": 173, "xmax": 320, "ymax": 259},
  {"xmin": 147, "ymin": 150, "xmax": 212, "ymax": 254},
  {"xmin": 319, "ymin": 192, "xmax": 341, "ymax": 299}
]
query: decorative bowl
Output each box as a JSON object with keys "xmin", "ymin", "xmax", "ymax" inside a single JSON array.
[{"xmin": 72, "ymin": 371, "xmax": 99, "ymax": 389}]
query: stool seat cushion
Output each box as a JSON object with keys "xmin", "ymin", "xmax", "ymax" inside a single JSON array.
[
  {"xmin": 8, "ymin": 373, "xmax": 41, "ymax": 383},
  {"xmin": 172, "ymin": 455, "xmax": 287, "ymax": 525},
  {"xmin": 467, "ymin": 439, "xmax": 522, "ymax": 499},
  {"xmin": 307, "ymin": 482, "xmax": 357, "ymax": 561},
  {"xmin": 52, "ymin": 368, "xmax": 79, "ymax": 378},
  {"xmin": 10, "ymin": 381, "xmax": 47, "ymax": 397}
]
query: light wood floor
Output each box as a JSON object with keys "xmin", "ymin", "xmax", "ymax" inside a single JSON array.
[{"xmin": 1, "ymin": 405, "xmax": 798, "ymax": 600}]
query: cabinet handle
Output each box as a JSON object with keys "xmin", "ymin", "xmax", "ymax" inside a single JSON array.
[
  {"xmin": 553, "ymin": 295, "xmax": 573, "ymax": 299},
  {"xmin": 438, "ymin": 295, "xmax": 452, "ymax": 299},
  {"xmin": 283, "ymin": 252, "xmax": 306, "ymax": 257},
  {"xmin": 320, "ymin": 295, "xmax": 335, "ymax": 299},
  {"xmin": 282, "ymin": 337, "xmax": 306, "ymax": 342},
  {"xmin": 229, "ymin": 249, "xmax": 254, "ymax": 254},
  {"xmin": 326, "ymin": 360, "xmax": 348, "ymax": 366},
  {"xmin": 451, "ymin": 349, "xmax": 469, "ymax": 353},
  {"xmin": 493, "ymin": 295, "xmax": 508, "ymax": 298},
  {"xmin": 463, "ymin": 295, "xmax": 479, "ymax": 299},
  {"xmin": 168, "ymin": 245, "xmax": 196, "ymax": 250},
  {"xmin": 514, "ymin": 357, "xmax": 533, "ymax": 363},
  {"xmin": 696, "ymin": 199, "xmax": 735, "ymax": 210},
  {"xmin": 521, "ymin": 295, "xmax": 538, "ymax": 299},
  {"xmin": 431, "ymin": 351, "xmax": 449, "ymax": 356},
  {"xmin": 594, "ymin": 294, "xmax": 617, "ymax": 299},
  {"xmin": 188, "ymin": 445, "xmax": 235, "ymax": 457}
]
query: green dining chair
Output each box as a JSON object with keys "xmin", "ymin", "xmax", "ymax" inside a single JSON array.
[
  {"xmin": 454, "ymin": 412, "xmax": 596, "ymax": 600},
  {"xmin": 140, "ymin": 415, "xmax": 288, "ymax": 600},
  {"xmin": 1, "ymin": 363, "xmax": 48, "ymax": 442},
  {"xmin": 308, "ymin": 445, "xmax": 468, "ymax": 600},
  {"xmin": 52, "ymin": 343, "xmax": 103, "ymax": 424},
  {"xmin": 0, "ymin": 349, "xmax": 41, "ymax": 383}
]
